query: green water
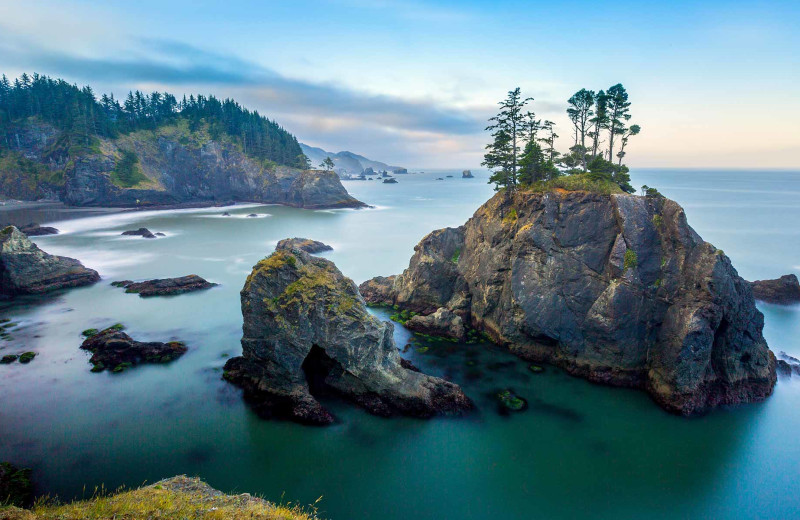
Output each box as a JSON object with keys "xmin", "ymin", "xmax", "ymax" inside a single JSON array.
[{"xmin": 1, "ymin": 169, "xmax": 799, "ymax": 519}]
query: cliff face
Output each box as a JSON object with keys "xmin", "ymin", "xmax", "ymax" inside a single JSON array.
[
  {"xmin": 1, "ymin": 120, "xmax": 365, "ymax": 209},
  {"xmin": 360, "ymin": 189, "xmax": 776, "ymax": 415},
  {"xmin": 224, "ymin": 247, "xmax": 471, "ymax": 425}
]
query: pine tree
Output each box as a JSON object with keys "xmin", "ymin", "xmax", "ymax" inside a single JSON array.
[
  {"xmin": 483, "ymin": 88, "xmax": 532, "ymax": 189},
  {"xmin": 566, "ymin": 89, "xmax": 595, "ymax": 170},
  {"xmin": 605, "ymin": 84, "xmax": 631, "ymax": 162}
]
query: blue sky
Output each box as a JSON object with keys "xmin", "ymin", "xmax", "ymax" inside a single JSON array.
[{"xmin": 1, "ymin": 0, "xmax": 798, "ymax": 168}]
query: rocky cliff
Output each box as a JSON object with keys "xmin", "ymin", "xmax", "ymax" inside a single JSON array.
[
  {"xmin": 360, "ymin": 189, "xmax": 776, "ymax": 415},
  {"xmin": 0, "ymin": 226, "xmax": 99, "ymax": 297},
  {"xmin": 223, "ymin": 246, "xmax": 471, "ymax": 425},
  {"xmin": 1, "ymin": 119, "xmax": 365, "ymax": 209}
]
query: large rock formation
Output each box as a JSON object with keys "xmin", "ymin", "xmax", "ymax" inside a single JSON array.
[
  {"xmin": 749, "ymin": 274, "xmax": 800, "ymax": 304},
  {"xmin": 223, "ymin": 248, "xmax": 471, "ymax": 425},
  {"xmin": 360, "ymin": 189, "xmax": 777, "ymax": 416},
  {"xmin": 1, "ymin": 121, "xmax": 365, "ymax": 210},
  {"xmin": 0, "ymin": 226, "xmax": 99, "ymax": 297}
]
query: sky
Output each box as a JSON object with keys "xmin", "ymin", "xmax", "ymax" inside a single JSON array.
[{"xmin": 1, "ymin": 0, "xmax": 798, "ymax": 169}]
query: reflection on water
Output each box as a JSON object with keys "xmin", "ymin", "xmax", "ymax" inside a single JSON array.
[{"xmin": 0, "ymin": 169, "xmax": 799, "ymax": 519}]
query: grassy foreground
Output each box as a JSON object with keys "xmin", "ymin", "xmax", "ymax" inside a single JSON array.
[{"xmin": 0, "ymin": 476, "xmax": 319, "ymax": 520}]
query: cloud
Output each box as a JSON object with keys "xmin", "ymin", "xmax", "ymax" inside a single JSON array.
[{"xmin": 0, "ymin": 31, "xmax": 486, "ymax": 139}]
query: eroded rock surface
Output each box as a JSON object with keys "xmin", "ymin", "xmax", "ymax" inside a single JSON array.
[
  {"xmin": 0, "ymin": 226, "xmax": 99, "ymax": 297},
  {"xmin": 111, "ymin": 275, "xmax": 217, "ymax": 297},
  {"xmin": 749, "ymin": 274, "xmax": 800, "ymax": 305},
  {"xmin": 223, "ymin": 248, "xmax": 471, "ymax": 425},
  {"xmin": 275, "ymin": 238, "xmax": 333, "ymax": 254},
  {"xmin": 360, "ymin": 189, "xmax": 776, "ymax": 416}
]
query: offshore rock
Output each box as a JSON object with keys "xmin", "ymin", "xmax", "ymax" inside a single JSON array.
[
  {"xmin": 360, "ymin": 189, "xmax": 776, "ymax": 416},
  {"xmin": 749, "ymin": 274, "xmax": 800, "ymax": 305},
  {"xmin": 111, "ymin": 275, "xmax": 217, "ymax": 297},
  {"xmin": 275, "ymin": 237, "xmax": 333, "ymax": 254},
  {"xmin": 80, "ymin": 327, "xmax": 187, "ymax": 372},
  {"xmin": 17, "ymin": 223, "xmax": 58, "ymax": 236},
  {"xmin": 0, "ymin": 226, "xmax": 99, "ymax": 297},
  {"xmin": 223, "ymin": 248, "xmax": 471, "ymax": 425},
  {"xmin": 121, "ymin": 227, "xmax": 157, "ymax": 238}
]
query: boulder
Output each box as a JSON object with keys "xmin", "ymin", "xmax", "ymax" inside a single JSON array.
[
  {"xmin": 0, "ymin": 226, "xmax": 99, "ymax": 297},
  {"xmin": 275, "ymin": 238, "xmax": 333, "ymax": 254},
  {"xmin": 405, "ymin": 307, "xmax": 467, "ymax": 341},
  {"xmin": 17, "ymin": 223, "xmax": 58, "ymax": 236},
  {"xmin": 80, "ymin": 326, "xmax": 187, "ymax": 372},
  {"xmin": 749, "ymin": 274, "xmax": 800, "ymax": 304},
  {"xmin": 111, "ymin": 275, "xmax": 217, "ymax": 297},
  {"xmin": 121, "ymin": 227, "xmax": 156, "ymax": 239},
  {"xmin": 360, "ymin": 189, "xmax": 776, "ymax": 416},
  {"xmin": 223, "ymin": 248, "xmax": 471, "ymax": 425}
]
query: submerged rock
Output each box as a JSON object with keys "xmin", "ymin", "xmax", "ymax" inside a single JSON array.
[
  {"xmin": 17, "ymin": 223, "xmax": 58, "ymax": 236},
  {"xmin": 749, "ymin": 274, "xmax": 800, "ymax": 304},
  {"xmin": 497, "ymin": 389, "xmax": 526, "ymax": 412},
  {"xmin": 121, "ymin": 227, "xmax": 157, "ymax": 239},
  {"xmin": 275, "ymin": 237, "xmax": 333, "ymax": 254},
  {"xmin": 223, "ymin": 248, "xmax": 471, "ymax": 425},
  {"xmin": 360, "ymin": 189, "xmax": 776, "ymax": 416},
  {"xmin": 111, "ymin": 275, "xmax": 217, "ymax": 297},
  {"xmin": 80, "ymin": 326, "xmax": 187, "ymax": 372},
  {"xmin": 0, "ymin": 226, "xmax": 99, "ymax": 297},
  {"xmin": 776, "ymin": 351, "xmax": 800, "ymax": 378}
]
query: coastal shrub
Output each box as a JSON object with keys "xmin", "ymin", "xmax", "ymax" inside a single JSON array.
[
  {"xmin": 502, "ymin": 208, "xmax": 518, "ymax": 224},
  {"xmin": 110, "ymin": 149, "xmax": 148, "ymax": 188},
  {"xmin": 524, "ymin": 173, "xmax": 624, "ymax": 195},
  {"xmin": 652, "ymin": 214, "xmax": 663, "ymax": 228},
  {"xmin": 109, "ymin": 323, "xmax": 125, "ymax": 331},
  {"xmin": 451, "ymin": 248, "xmax": 461, "ymax": 264},
  {"xmin": 624, "ymin": 249, "xmax": 638, "ymax": 270}
]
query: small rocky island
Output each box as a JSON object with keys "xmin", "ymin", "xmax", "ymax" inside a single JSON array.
[
  {"xmin": 462, "ymin": 170, "xmax": 474, "ymax": 178},
  {"xmin": 360, "ymin": 189, "xmax": 777, "ymax": 416},
  {"xmin": 275, "ymin": 237, "xmax": 333, "ymax": 254},
  {"xmin": 121, "ymin": 227, "xmax": 160, "ymax": 239},
  {"xmin": 0, "ymin": 226, "xmax": 99, "ymax": 298},
  {"xmin": 749, "ymin": 274, "xmax": 800, "ymax": 304},
  {"xmin": 111, "ymin": 275, "xmax": 217, "ymax": 297},
  {"xmin": 81, "ymin": 326, "xmax": 187, "ymax": 373},
  {"xmin": 223, "ymin": 247, "xmax": 471, "ymax": 425}
]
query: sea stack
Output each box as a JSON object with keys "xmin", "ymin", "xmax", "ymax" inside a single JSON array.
[
  {"xmin": 0, "ymin": 226, "xmax": 99, "ymax": 297},
  {"xmin": 360, "ymin": 189, "xmax": 776, "ymax": 416},
  {"xmin": 223, "ymin": 248, "xmax": 471, "ymax": 425}
]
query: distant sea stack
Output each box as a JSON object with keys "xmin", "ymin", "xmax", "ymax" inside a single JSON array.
[
  {"xmin": 223, "ymin": 248, "xmax": 471, "ymax": 425},
  {"xmin": 749, "ymin": 274, "xmax": 800, "ymax": 304},
  {"xmin": 0, "ymin": 226, "xmax": 99, "ymax": 297},
  {"xmin": 360, "ymin": 189, "xmax": 776, "ymax": 416},
  {"xmin": 462, "ymin": 170, "xmax": 474, "ymax": 178}
]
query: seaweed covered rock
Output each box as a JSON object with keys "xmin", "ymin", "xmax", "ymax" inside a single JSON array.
[
  {"xmin": 80, "ymin": 326, "xmax": 187, "ymax": 373},
  {"xmin": 360, "ymin": 189, "xmax": 776, "ymax": 416},
  {"xmin": 0, "ymin": 226, "xmax": 99, "ymax": 298},
  {"xmin": 749, "ymin": 274, "xmax": 800, "ymax": 305},
  {"xmin": 223, "ymin": 248, "xmax": 471, "ymax": 425},
  {"xmin": 111, "ymin": 275, "xmax": 217, "ymax": 297},
  {"xmin": 275, "ymin": 238, "xmax": 333, "ymax": 254}
]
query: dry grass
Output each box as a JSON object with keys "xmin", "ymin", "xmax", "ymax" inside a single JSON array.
[
  {"xmin": 2, "ymin": 476, "xmax": 320, "ymax": 520},
  {"xmin": 524, "ymin": 173, "xmax": 625, "ymax": 195}
]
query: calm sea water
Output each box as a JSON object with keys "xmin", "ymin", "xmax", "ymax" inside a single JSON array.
[{"xmin": 1, "ymin": 169, "xmax": 799, "ymax": 520}]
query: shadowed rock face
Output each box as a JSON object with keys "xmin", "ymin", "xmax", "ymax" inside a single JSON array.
[
  {"xmin": 0, "ymin": 226, "xmax": 99, "ymax": 297},
  {"xmin": 360, "ymin": 189, "xmax": 776, "ymax": 416},
  {"xmin": 749, "ymin": 274, "xmax": 800, "ymax": 304},
  {"xmin": 223, "ymin": 248, "xmax": 471, "ymax": 425}
]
